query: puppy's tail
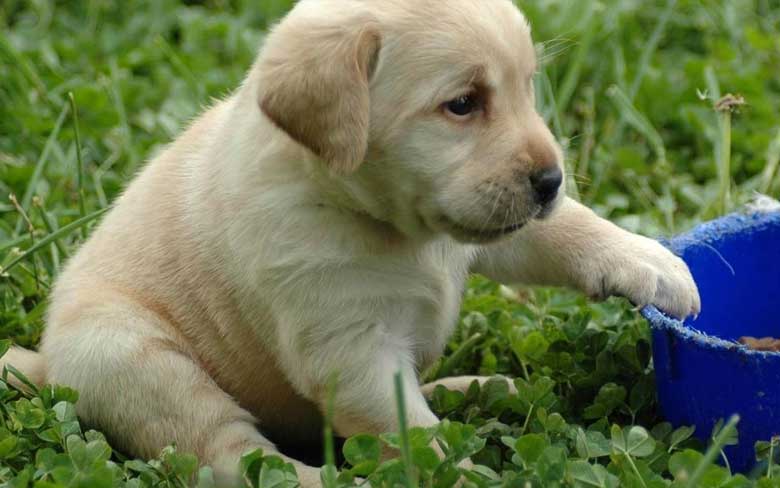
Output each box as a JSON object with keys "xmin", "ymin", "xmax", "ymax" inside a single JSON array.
[{"xmin": 1, "ymin": 346, "xmax": 47, "ymax": 388}]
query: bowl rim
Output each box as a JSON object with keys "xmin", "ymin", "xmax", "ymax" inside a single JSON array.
[{"xmin": 640, "ymin": 210, "xmax": 780, "ymax": 358}]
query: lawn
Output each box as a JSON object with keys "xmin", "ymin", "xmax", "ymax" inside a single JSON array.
[{"xmin": 1, "ymin": 0, "xmax": 780, "ymax": 486}]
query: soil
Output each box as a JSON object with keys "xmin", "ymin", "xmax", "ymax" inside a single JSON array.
[{"xmin": 738, "ymin": 336, "xmax": 780, "ymax": 352}]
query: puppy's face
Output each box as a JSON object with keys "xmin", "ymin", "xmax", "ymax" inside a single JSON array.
[
  {"xmin": 258, "ymin": 0, "xmax": 563, "ymax": 243},
  {"xmin": 367, "ymin": 0, "xmax": 563, "ymax": 243}
]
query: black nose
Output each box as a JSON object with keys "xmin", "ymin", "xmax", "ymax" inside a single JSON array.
[{"xmin": 530, "ymin": 166, "xmax": 563, "ymax": 205}]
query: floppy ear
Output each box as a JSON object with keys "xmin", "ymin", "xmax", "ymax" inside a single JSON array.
[{"xmin": 257, "ymin": 11, "xmax": 381, "ymax": 174}]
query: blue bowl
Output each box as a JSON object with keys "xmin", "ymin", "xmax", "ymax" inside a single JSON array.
[{"xmin": 642, "ymin": 211, "xmax": 780, "ymax": 473}]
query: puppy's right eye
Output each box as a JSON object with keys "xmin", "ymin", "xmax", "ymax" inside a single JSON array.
[{"xmin": 444, "ymin": 95, "xmax": 479, "ymax": 118}]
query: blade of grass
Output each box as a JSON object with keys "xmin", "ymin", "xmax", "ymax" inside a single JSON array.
[
  {"xmin": 13, "ymin": 263, "xmax": 51, "ymax": 291},
  {"xmin": 767, "ymin": 436, "xmax": 779, "ymax": 479},
  {"xmin": 612, "ymin": 43, "xmax": 628, "ymax": 93},
  {"xmin": 68, "ymin": 92, "xmax": 87, "ymax": 222},
  {"xmin": 594, "ymin": 85, "xmax": 671, "ymax": 214},
  {"xmin": 704, "ymin": 65, "xmax": 722, "ymax": 101},
  {"xmin": 437, "ymin": 333, "xmax": 482, "ymax": 379},
  {"xmin": 603, "ymin": 0, "xmax": 676, "ymax": 162},
  {"xmin": 538, "ymin": 69, "xmax": 580, "ymax": 200},
  {"xmin": 759, "ymin": 129, "xmax": 780, "ymax": 194},
  {"xmin": 555, "ymin": 3, "xmax": 597, "ymax": 116},
  {"xmin": 713, "ymin": 95, "xmax": 745, "ymax": 215},
  {"xmin": 717, "ymin": 106, "xmax": 733, "ymax": 214},
  {"xmin": 607, "ymin": 0, "xmax": 676, "ymax": 146},
  {"xmin": 1, "ymin": 207, "xmax": 108, "ymax": 274},
  {"xmin": 686, "ymin": 415, "xmax": 739, "ymax": 488},
  {"xmin": 33, "ymin": 196, "xmax": 69, "ymax": 267},
  {"xmin": 394, "ymin": 371, "xmax": 415, "ymax": 488},
  {"xmin": 0, "ymin": 31, "xmax": 48, "ymax": 98},
  {"xmin": 156, "ymin": 36, "xmax": 205, "ymax": 101},
  {"xmin": 575, "ymin": 86, "xmax": 596, "ymax": 199},
  {"xmin": 107, "ymin": 59, "xmax": 140, "ymax": 173},
  {"xmin": 0, "ymin": 235, "xmax": 31, "ymax": 255},
  {"xmin": 321, "ymin": 374, "xmax": 338, "ymax": 488},
  {"xmin": 13, "ymin": 101, "xmax": 70, "ymax": 236},
  {"xmin": 2, "ymin": 363, "xmax": 40, "ymax": 396},
  {"xmin": 607, "ymin": 85, "xmax": 667, "ymax": 163},
  {"xmin": 9, "ymin": 194, "xmax": 41, "ymax": 289},
  {"xmin": 94, "ymin": 153, "xmax": 120, "ymax": 209},
  {"xmin": 629, "ymin": 0, "xmax": 677, "ymax": 100},
  {"xmin": 538, "ymin": 69, "xmax": 564, "ymax": 141},
  {"xmin": 703, "ymin": 67, "xmax": 725, "ymax": 216}
]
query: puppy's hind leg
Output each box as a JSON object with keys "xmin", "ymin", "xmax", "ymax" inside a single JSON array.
[
  {"xmin": 41, "ymin": 301, "xmax": 322, "ymax": 487},
  {"xmin": 0, "ymin": 346, "xmax": 46, "ymax": 388}
]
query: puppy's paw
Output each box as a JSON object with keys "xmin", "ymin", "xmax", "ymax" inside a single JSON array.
[{"xmin": 583, "ymin": 234, "xmax": 700, "ymax": 319}]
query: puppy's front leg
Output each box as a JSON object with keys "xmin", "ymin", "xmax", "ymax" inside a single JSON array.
[
  {"xmin": 328, "ymin": 347, "xmax": 440, "ymax": 439},
  {"xmin": 274, "ymin": 308, "xmax": 440, "ymax": 439},
  {"xmin": 473, "ymin": 197, "xmax": 700, "ymax": 318}
]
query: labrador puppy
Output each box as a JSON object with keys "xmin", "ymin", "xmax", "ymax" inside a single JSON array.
[{"xmin": 2, "ymin": 0, "xmax": 700, "ymax": 486}]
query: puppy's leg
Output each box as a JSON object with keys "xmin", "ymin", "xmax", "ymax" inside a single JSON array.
[
  {"xmin": 41, "ymin": 302, "xmax": 321, "ymax": 488},
  {"xmin": 275, "ymin": 318, "xmax": 440, "ymax": 438},
  {"xmin": 275, "ymin": 315, "xmax": 471, "ymax": 478},
  {"xmin": 0, "ymin": 346, "xmax": 47, "ymax": 388},
  {"xmin": 473, "ymin": 197, "xmax": 701, "ymax": 319},
  {"xmin": 329, "ymin": 351, "xmax": 440, "ymax": 439}
]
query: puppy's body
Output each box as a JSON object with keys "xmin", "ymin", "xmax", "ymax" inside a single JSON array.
[
  {"xmin": 45, "ymin": 100, "xmax": 327, "ymax": 447},
  {"xmin": 3, "ymin": 1, "xmax": 700, "ymax": 486}
]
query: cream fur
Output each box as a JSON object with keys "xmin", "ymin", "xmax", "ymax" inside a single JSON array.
[{"xmin": 1, "ymin": 1, "xmax": 700, "ymax": 486}]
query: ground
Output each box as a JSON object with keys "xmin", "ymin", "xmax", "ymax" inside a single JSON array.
[{"xmin": 1, "ymin": 0, "xmax": 779, "ymax": 486}]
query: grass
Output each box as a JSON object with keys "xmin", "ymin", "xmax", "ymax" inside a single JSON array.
[{"xmin": 1, "ymin": 0, "xmax": 779, "ymax": 486}]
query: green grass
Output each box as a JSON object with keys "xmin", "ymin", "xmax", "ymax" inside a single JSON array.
[{"xmin": 1, "ymin": 0, "xmax": 780, "ymax": 486}]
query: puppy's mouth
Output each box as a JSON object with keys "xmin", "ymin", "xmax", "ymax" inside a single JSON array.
[
  {"xmin": 439, "ymin": 215, "xmax": 527, "ymax": 243},
  {"xmin": 430, "ymin": 196, "xmax": 561, "ymax": 243},
  {"xmin": 534, "ymin": 194, "xmax": 564, "ymax": 220},
  {"xmin": 534, "ymin": 202, "xmax": 556, "ymax": 220}
]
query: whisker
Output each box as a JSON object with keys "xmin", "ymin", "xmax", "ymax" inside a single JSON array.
[{"xmin": 480, "ymin": 186, "xmax": 505, "ymax": 233}]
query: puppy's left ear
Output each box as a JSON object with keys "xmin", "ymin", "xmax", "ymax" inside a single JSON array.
[{"xmin": 257, "ymin": 11, "xmax": 381, "ymax": 174}]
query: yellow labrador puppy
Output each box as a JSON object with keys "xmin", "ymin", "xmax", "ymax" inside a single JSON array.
[{"xmin": 3, "ymin": 0, "xmax": 700, "ymax": 486}]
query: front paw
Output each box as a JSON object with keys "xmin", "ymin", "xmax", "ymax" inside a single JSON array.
[{"xmin": 584, "ymin": 235, "xmax": 701, "ymax": 319}]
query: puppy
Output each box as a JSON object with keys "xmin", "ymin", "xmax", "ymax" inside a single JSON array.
[{"xmin": 2, "ymin": 0, "xmax": 700, "ymax": 486}]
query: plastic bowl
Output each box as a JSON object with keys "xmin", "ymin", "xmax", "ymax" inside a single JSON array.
[{"xmin": 641, "ymin": 211, "xmax": 780, "ymax": 472}]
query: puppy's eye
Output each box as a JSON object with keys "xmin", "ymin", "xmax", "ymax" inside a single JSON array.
[{"xmin": 445, "ymin": 95, "xmax": 479, "ymax": 118}]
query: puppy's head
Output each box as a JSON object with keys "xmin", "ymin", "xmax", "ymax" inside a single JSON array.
[{"xmin": 257, "ymin": 0, "xmax": 564, "ymax": 243}]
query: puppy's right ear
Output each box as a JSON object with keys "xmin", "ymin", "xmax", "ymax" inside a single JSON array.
[{"xmin": 256, "ymin": 10, "xmax": 381, "ymax": 174}]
